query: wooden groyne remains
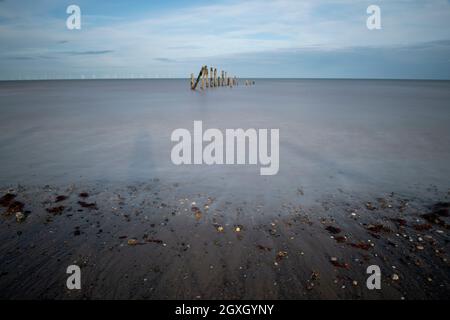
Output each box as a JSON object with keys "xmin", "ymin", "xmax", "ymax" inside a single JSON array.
[{"xmin": 190, "ymin": 65, "xmax": 254, "ymax": 90}]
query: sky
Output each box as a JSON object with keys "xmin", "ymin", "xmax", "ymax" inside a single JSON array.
[{"xmin": 0, "ymin": 0, "xmax": 450, "ymax": 80}]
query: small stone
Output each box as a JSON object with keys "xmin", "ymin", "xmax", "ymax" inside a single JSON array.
[
  {"xmin": 392, "ymin": 274, "xmax": 399, "ymax": 281},
  {"xmin": 416, "ymin": 245, "xmax": 424, "ymax": 250},
  {"xmin": 127, "ymin": 239, "xmax": 138, "ymax": 246},
  {"xmin": 276, "ymin": 251, "xmax": 288, "ymax": 261},
  {"xmin": 15, "ymin": 212, "xmax": 26, "ymax": 223}
]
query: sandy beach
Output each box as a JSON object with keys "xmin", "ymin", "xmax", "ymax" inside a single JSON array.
[{"xmin": 0, "ymin": 79, "xmax": 449, "ymax": 299}]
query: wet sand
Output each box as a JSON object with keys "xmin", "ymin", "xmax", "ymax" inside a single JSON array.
[
  {"xmin": 0, "ymin": 182, "xmax": 449, "ymax": 299},
  {"xmin": 0, "ymin": 79, "xmax": 449, "ymax": 299}
]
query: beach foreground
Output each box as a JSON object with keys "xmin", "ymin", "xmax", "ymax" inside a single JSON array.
[
  {"xmin": 0, "ymin": 79, "xmax": 449, "ymax": 299},
  {"xmin": 0, "ymin": 182, "xmax": 449, "ymax": 299}
]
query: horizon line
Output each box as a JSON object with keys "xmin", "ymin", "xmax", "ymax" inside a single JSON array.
[{"xmin": 1, "ymin": 77, "xmax": 450, "ymax": 82}]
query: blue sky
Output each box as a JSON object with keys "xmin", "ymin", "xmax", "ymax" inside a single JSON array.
[{"xmin": 0, "ymin": 0, "xmax": 449, "ymax": 80}]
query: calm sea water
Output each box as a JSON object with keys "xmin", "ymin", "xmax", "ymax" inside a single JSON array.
[{"xmin": 0, "ymin": 79, "xmax": 449, "ymax": 200}]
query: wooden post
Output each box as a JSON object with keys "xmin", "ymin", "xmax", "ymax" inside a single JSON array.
[
  {"xmin": 192, "ymin": 66, "xmax": 205, "ymax": 90},
  {"xmin": 210, "ymin": 67, "xmax": 213, "ymax": 87},
  {"xmin": 190, "ymin": 73, "xmax": 194, "ymax": 89},
  {"xmin": 214, "ymin": 68, "xmax": 217, "ymax": 87},
  {"xmin": 201, "ymin": 66, "xmax": 205, "ymax": 89},
  {"xmin": 221, "ymin": 71, "xmax": 224, "ymax": 86},
  {"xmin": 205, "ymin": 66, "xmax": 209, "ymax": 88}
]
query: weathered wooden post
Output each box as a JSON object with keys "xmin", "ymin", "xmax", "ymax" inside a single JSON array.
[
  {"xmin": 221, "ymin": 70, "xmax": 225, "ymax": 86},
  {"xmin": 190, "ymin": 73, "xmax": 194, "ymax": 89},
  {"xmin": 214, "ymin": 68, "xmax": 217, "ymax": 87},
  {"xmin": 205, "ymin": 66, "xmax": 209, "ymax": 88},
  {"xmin": 191, "ymin": 66, "xmax": 205, "ymax": 90},
  {"xmin": 210, "ymin": 67, "xmax": 213, "ymax": 87},
  {"xmin": 201, "ymin": 66, "xmax": 205, "ymax": 90}
]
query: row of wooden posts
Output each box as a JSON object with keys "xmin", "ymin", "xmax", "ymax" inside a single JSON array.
[{"xmin": 190, "ymin": 65, "xmax": 254, "ymax": 90}]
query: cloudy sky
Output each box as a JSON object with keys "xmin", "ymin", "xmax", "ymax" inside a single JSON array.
[{"xmin": 0, "ymin": 0, "xmax": 449, "ymax": 80}]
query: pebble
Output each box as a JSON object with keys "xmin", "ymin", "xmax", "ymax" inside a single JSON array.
[
  {"xmin": 127, "ymin": 239, "xmax": 138, "ymax": 245},
  {"xmin": 15, "ymin": 212, "xmax": 26, "ymax": 223}
]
